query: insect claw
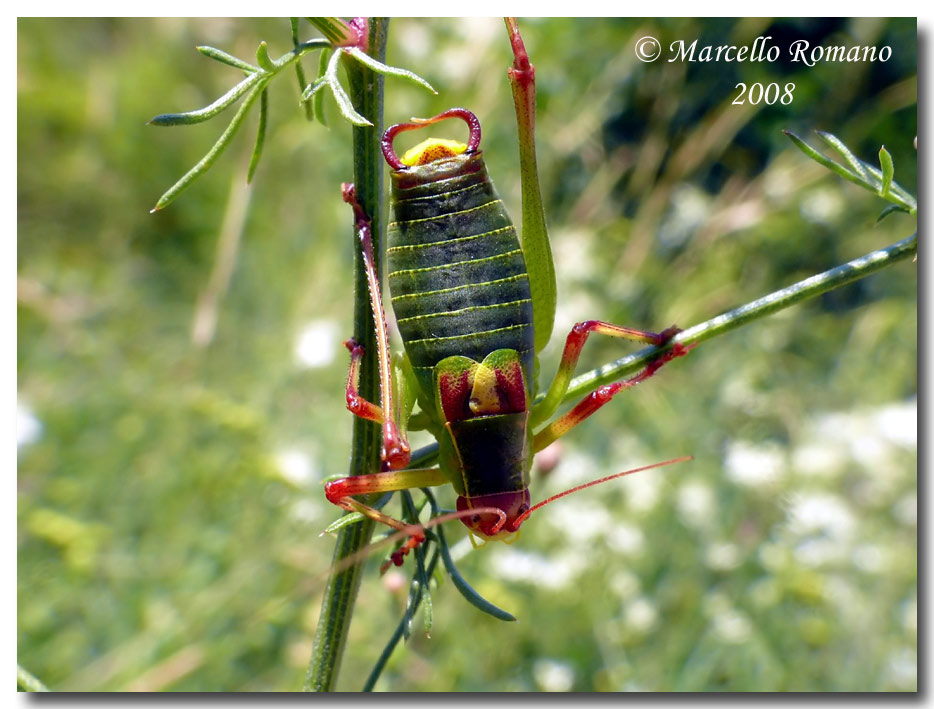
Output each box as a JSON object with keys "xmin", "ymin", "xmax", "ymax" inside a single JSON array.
[
  {"xmin": 379, "ymin": 531, "xmax": 427, "ymax": 573},
  {"xmin": 656, "ymin": 325, "xmax": 682, "ymax": 344}
]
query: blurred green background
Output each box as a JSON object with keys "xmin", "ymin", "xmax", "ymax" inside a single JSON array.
[{"xmin": 18, "ymin": 18, "xmax": 916, "ymax": 691}]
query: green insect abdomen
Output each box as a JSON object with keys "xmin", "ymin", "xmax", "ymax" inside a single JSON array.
[{"xmin": 387, "ymin": 152, "xmax": 535, "ymax": 397}]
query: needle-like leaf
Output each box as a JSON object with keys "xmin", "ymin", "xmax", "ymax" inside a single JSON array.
[
  {"xmin": 197, "ymin": 45, "xmax": 259, "ymax": 73},
  {"xmin": 321, "ymin": 511, "xmax": 366, "ymax": 534},
  {"xmin": 783, "ymin": 130, "xmax": 861, "ymax": 185},
  {"xmin": 327, "ymin": 50, "xmax": 371, "ymax": 126},
  {"xmin": 247, "ymin": 88, "xmax": 268, "ymax": 183},
  {"xmin": 300, "ymin": 76, "xmax": 327, "ymax": 103},
  {"xmin": 879, "ymin": 145, "xmax": 895, "ymax": 198},
  {"xmin": 151, "ymin": 79, "xmax": 268, "ymax": 211},
  {"xmin": 149, "ymin": 72, "xmax": 261, "ymax": 126},
  {"xmin": 784, "ymin": 130, "xmax": 917, "ymax": 214},
  {"xmin": 343, "ymin": 47, "xmax": 437, "ymax": 94},
  {"xmin": 255, "ymin": 40, "xmax": 275, "ymax": 72},
  {"xmin": 313, "ymin": 49, "xmax": 331, "ymax": 126},
  {"xmin": 876, "ymin": 203, "xmax": 909, "ymax": 223},
  {"xmin": 291, "ymin": 18, "xmax": 313, "ymax": 121},
  {"xmin": 817, "ymin": 130, "xmax": 871, "ymax": 182}
]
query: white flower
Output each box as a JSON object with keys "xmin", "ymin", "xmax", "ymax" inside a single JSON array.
[
  {"xmin": 275, "ymin": 448, "xmax": 317, "ymax": 486},
  {"xmin": 533, "ymin": 659, "xmax": 575, "ymax": 692},
  {"xmin": 623, "ymin": 597, "xmax": 658, "ymax": 633},
  {"xmin": 294, "ymin": 319, "xmax": 339, "ymax": 369},
  {"xmin": 786, "ymin": 492, "xmax": 856, "ymax": 541},
  {"xmin": 677, "ymin": 480, "xmax": 715, "ymax": 529},
  {"xmin": 724, "ymin": 439, "xmax": 786, "ymax": 488},
  {"xmin": 17, "ymin": 402, "xmax": 42, "ymax": 449}
]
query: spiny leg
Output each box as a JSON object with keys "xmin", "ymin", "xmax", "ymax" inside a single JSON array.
[
  {"xmin": 325, "ymin": 467, "xmax": 508, "ymax": 571},
  {"xmin": 532, "ymin": 320, "xmax": 683, "ymax": 427},
  {"xmin": 325, "ymin": 467, "xmax": 448, "ymax": 561},
  {"xmin": 342, "ymin": 183, "xmax": 410, "ymax": 471},
  {"xmin": 343, "ymin": 338, "xmax": 383, "ymax": 423},
  {"xmin": 532, "ymin": 338, "xmax": 692, "ymax": 452}
]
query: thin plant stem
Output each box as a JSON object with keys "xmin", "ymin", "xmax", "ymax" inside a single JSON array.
[
  {"xmin": 552, "ymin": 231, "xmax": 917, "ymax": 403},
  {"xmin": 305, "ymin": 17, "xmax": 389, "ymax": 693},
  {"xmin": 17, "ymin": 664, "xmax": 50, "ymax": 692}
]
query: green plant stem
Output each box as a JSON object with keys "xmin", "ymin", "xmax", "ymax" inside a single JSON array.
[
  {"xmin": 305, "ymin": 17, "xmax": 388, "ymax": 693},
  {"xmin": 17, "ymin": 664, "xmax": 50, "ymax": 692},
  {"xmin": 553, "ymin": 232, "xmax": 918, "ymax": 403}
]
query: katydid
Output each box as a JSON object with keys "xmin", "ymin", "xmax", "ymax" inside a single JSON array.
[{"xmin": 325, "ymin": 19, "xmax": 693, "ymax": 567}]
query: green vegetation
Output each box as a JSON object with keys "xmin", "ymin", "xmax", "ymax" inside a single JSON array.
[{"xmin": 18, "ymin": 18, "xmax": 916, "ymax": 691}]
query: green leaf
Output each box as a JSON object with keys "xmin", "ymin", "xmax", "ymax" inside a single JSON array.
[
  {"xmin": 329, "ymin": 79, "xmax": 370, "ymax": 126},
  {"xmin": 817, "ymin": 130, "xmax": 871, "ymax": 183},
  {"xmin": 786, "ymin": 130, "xmax": 916, "ymax": 214},
  {"xmin": 858, "ymin": 159, "xmax": 917, "ymax": 211},
  {"xmin": 148, "ymin": 72, "xmax": 261, "ymax": 126},
  {"xmin": 197, "ymin": 45, "xmax": 259, "ymax": 73},
  {"xmin": 875, "ymin": 203, "xmax": 909, "ymax": 223},
  {"xmin": 343, "ymin": 47, "xmax": 437, "ymax": 94},
  {"xmin": 255, "ymin": 41, "xmax": 275, "ymax": 72},
  {"xmin": 313, "ymin": 49, "xmax": 332, "ymax": 126},
  {"xmin": 291, "ymin": 18, "xmax": 314, "ymax": 121},
  {"xmin": 782, "ymin": 130, "xmax": 919, "ymax": 215},
  {"xmin": 321, "ymin": 510, "xmax": 366, "ymax": 534},
  {"xmin": 152, "ymin": 79, "xmax": 269, "ymax": 211},
  {"xmin": 301, "ymin": 76, "xmax": 327, "ymax": 102},
  {"xmin": 879, "ymin": 145, "xmax": 894, "ymax": 198},
  {"xmin": 783, "ymin": 130, "xmax": 862, "ymax": 186},
  {"xmin": 327, "ymin": 50, "xmax": 371, "ymax": 126},
  {"xmin": 247, "ymin": 88, "xmax": 268, "ymax": 183},
  {"xmin": 435, "ymin": 521, "xmax": 516, "ymax": 622}
]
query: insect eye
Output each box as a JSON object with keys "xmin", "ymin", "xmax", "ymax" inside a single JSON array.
[
  {"xmin": 471, "ymin": 514, "xmax": 481, "ymax": 524},
  {"xmin": 517, "ymin": 503, "xmax": 530, "ymax": 515}
]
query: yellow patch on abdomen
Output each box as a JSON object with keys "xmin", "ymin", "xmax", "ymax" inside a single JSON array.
[{"xmin": 401, "ymin": 138, "xmax": 468, "ymax": 166}]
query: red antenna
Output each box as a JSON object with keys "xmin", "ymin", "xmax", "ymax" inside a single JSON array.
[{"xmin": 511, "ymin": 456, "xmax": 693, "ymax": 528}]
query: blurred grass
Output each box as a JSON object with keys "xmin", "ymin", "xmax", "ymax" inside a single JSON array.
[{"xmin": 17, "ymin": 18, "xmax": 916, "ymax": 691}]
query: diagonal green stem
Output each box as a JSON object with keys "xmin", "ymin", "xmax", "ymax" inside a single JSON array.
[
  {"xmin": 549, "ymin": 232, "xmax": 918, "ymax": 404},
  {"xmin": 305, "ymin": 17, "xmax": 388, "ymax": 693},
  {"xmin": 17, "ymin": 664, "xmax": 50, "ymax": 692}
]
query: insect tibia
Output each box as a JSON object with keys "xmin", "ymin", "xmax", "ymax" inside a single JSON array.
[{"xmin": 380, "ymin": 421, "xmax": 411, "ymax": 470}]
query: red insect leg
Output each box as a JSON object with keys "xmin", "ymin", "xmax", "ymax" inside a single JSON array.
[
  {"xmin": 342, "ymin": 183, "xmax": 410, "ymax": 471},
  {"xmin": 533, "ymin": 324, "xmax": 693, "ymax": 451}
]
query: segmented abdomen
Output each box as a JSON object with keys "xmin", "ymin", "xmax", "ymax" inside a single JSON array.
[{"xmin": 387, "ymin": 153, "xmax": 535, "ymax": 396}]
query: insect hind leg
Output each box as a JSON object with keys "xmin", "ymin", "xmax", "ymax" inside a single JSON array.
[
  {"xmin": 342, "ymin": 183, "xmax": 410, "ymax": 471},
  {"xmin": 532, "ymin": 332, "xmax": 693, "ymax": 452},
  {"xmin": 532, "ymin": 320, "xmax": 688, "ymax": 428}
]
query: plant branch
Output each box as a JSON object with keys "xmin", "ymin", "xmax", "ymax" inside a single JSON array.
[
  {"xmin": 17, "ymin": 664, "xmax": 50, "ymax": 692},
  {"xmin": 541, "ymin": 232, "xmax": 918, "ymax": 404},
  {"xmin": 305, "ymin": 17, "xmax": 389, "ymax": 693}
]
